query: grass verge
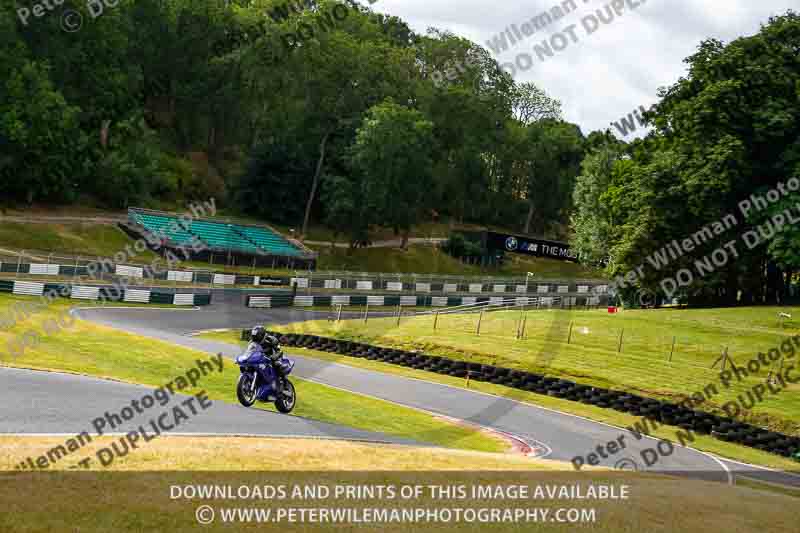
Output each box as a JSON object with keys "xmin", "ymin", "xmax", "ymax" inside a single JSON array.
[
  {"xmin": 0, "ymin": 436, "xmax": 552, "ymax": 471},
  {"xmin": 0, "ymin": 221, "xmax": 157, "ymax": 262}
]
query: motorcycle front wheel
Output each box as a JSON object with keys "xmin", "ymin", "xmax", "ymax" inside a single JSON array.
[
  {"xmin": 237, "ymin": 373, "xmax": 257, "ymax": 407},
  {"xmin": 275, "ymin": 379, "xmax": 296, "ymax": 414}
]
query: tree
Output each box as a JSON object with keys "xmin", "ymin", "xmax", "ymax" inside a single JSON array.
[
  {"xmin": 349, "ymin": 99, "xmax": 435, "ymax": 248},
  {"xmin": 519, "ymin": 119, "xmax": 584, "ymax": 235},
  {"xmin": 320, "ymin": 174, "xmax": 370, "ymax": 248},
  {"xmin": 511, "ymin": 82, "xmax": 562, "ymax": 124},
  {"xmin": 268, "ymin": 0, "xmax": 416, "ymax": 239},
  {"xmin": 93, "ymin": 115, "xmax": 168, "ymax": 208},
  {"xmin": 235, "ymin": 135, "xmax": 314, "ymax": 224},
  {"xmin": 578, "ymin": 10, "xmax": 800, "ymax": 306},
  {"xmin": 570, "ymin": 143, "xmax": 625, "ymax": 264},
  {"xmin": 0, "ymin": 60, "xmax": 86, "ymax": 204}
]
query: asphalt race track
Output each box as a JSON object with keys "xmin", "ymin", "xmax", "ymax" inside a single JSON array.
[
  {"xmin": 0, "ymin": 366, "xmax": 417, "ymax": 445},
  {"xmin": 3, "ymin": 288, "xmax": 800, "ymax": 488}
]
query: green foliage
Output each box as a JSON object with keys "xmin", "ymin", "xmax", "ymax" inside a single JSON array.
[
  {"xmin": 320, "ymin": 174, "xmax": 369, "ymax": 246},
  {"xmin": 235, "ymin": 137, "xmax": 313, "ymax": 224},
  {"xmin": 93, "ymin": 116, "xmax": 165, "ymax": 208},
  {"xmin": 570, "ymin": 11, "xmax": 800, "ymax": 306},
  {"xmin": 0, "ymin": 59, "xmax": 87, "ymax": 204},
  {"xmin": 512, "ymin": 82, "xmax": 562, "ymax": 124},
  {"xmin": 349, "ymin": 99, "xmax": 435, "ymax": 245},
  {"xmin": 442, "ymin": 233, "xmax": 483, "ymax": 258},
  {"xmin": 3, "ymin": 0, "xmax": 581, "ymax": 240},
  {"xmin": 519, "ymin": 119, "xmax": 585, "ymax": 234},
  {"xmin": 570, "ymin": 144, "xmax": 624, "ymax": 265},
  {"xmin": 156, "ymin": 154, "xmax": 193, "ymax": 199}
]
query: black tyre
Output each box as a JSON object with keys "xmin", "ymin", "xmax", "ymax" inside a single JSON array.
[
  {"xmin": 275, "ymin": 379, "xmax": 296, "ymax": 414},
  {"xmin": 237, "ymin": 373, "xmax": 257, "ymax": 407}
]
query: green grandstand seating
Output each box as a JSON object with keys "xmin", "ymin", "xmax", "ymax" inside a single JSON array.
[
  {"xmin": 234, "ymin": 225, "xmax": 301, "ymax": 256},
  {"xmin": 133, "ymin": 212, "xmax": 198, "ymax": 246},
  {"xmin": 187, "ymin": 220, "xmax": 258, "ymax": 252},
  {"xmin": 128, "ymin": 209, "xmax": 304, "ymax": 257}
]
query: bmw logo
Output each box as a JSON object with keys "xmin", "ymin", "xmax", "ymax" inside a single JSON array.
[{"xmin": 505, "ymin": 237, "xmax": 518, "ymax": 251}]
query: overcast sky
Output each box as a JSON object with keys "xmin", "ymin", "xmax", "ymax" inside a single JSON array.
[{"xmin": 370, "ymin": 0, "xmax": 793, "ymax": 139}]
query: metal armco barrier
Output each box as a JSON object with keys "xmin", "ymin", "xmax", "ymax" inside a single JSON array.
[
  {"xmin": 245, "ymin": 293, "xmax": 605, "ymax": 309},
  {"xmin": 0, "ymin": 279, "xmax": 211, "ymax": 306},
  {"xmin": 1, "ymin": 258, "xmax": 609, "ymax": 295},
  {"xmin": 240, "ymin": 329, "xmax": 800, "ymax": 461}
]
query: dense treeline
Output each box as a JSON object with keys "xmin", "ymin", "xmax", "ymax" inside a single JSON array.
[
  {"xmin": 570, "ymin": 12, "xmax": 800, "ymax": 306},
  {"xmin": 1, "ymin": 0, "xmax": 589, "ymax": 246},
  {"xmin": 4, "ymin": 1, "xmax": 799, "ymax": 305}
]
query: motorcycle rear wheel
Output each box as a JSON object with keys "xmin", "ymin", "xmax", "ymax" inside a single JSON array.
[
  {"xmin": 237, "ymin": 373, "xmax": 257, "ymax": 407},
  {"xmin": 275, "ymin": 379, "xmax": 296, "ymax": 414}
]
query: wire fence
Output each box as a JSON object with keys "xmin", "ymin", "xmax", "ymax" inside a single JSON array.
[{"xmin": 316, "ymin": 303, "xmax": 797, "ymax": 404}]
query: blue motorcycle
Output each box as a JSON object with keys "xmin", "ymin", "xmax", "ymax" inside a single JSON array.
[{"xmin": 235, "ymin": 340, "xmax": 296, "ymax": 413}]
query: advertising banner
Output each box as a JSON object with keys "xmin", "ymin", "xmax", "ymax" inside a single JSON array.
[{"xmin": 486, "ymin": 232, "xmax": 579, "ymax": 262}]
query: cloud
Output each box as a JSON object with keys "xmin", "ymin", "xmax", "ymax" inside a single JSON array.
[{"xmin": 371, "ymin": 0, "xmax": 792, "ymax": 138}]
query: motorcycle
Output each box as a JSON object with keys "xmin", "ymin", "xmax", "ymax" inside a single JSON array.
[{"xmin": 235, "ymin": 339, "xmax": 296, "ymax": 413}]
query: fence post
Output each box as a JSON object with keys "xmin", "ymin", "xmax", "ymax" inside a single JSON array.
[
  {"xmin": 396, "ymin": 306, "xmax": 401, "ymax": 326},
  {"xmin": 617, "ymin": 328, "xmax": 624, "ymax": 353},
  {"xmin": 711, "ymin": 346, "xmax": 729, "ymax": 370},
  {"xmin": 520, "ymin": 314, "xmax": 527, "ymax": 339},
  {"xmin": 363, "ymin": 304, "xmax": 369, "ymax": 324},
  {"xmin": 767, "ymin": 356, "xmax": 785, "ymax": 385},
  {"xmin": 15, "ymin": 251, "xmax": 22, "ymax": 280},
  {"xmin": 433, "ymin": 311, "xmax": 439, "ymax": 331},
  {"xmin": 336, "ymin": 304, "xmax": 343, "ymax": 322},
  {"xmin": 567, "ymin": 321, "xmax": 574, "ymax": 344},
  {"xmin": 477, "ymin": 309, "xmax": 484, "ymax": 335},
  {"xmin": 669, "ymin": 336, "xmax": 675, "ymax": 362}
]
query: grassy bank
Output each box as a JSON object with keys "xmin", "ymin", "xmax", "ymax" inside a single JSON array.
[
  {"xmin": 254, "ymin": 307, "xmax": 800, "ymax": 434},
  {"xmin": 0, "ymin": 221, "xmax": 157, "ymax": 262},
  {"xmin": 0, "ymin": 219, "xmax": 602, "ymax": 279},
  {"xmin": 0, "ymin": 294, "xmax": 506, "ymax": 453},
  {"xmin": 201, "ymin": 330, "xmax": 800, "ymax": 472}
]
